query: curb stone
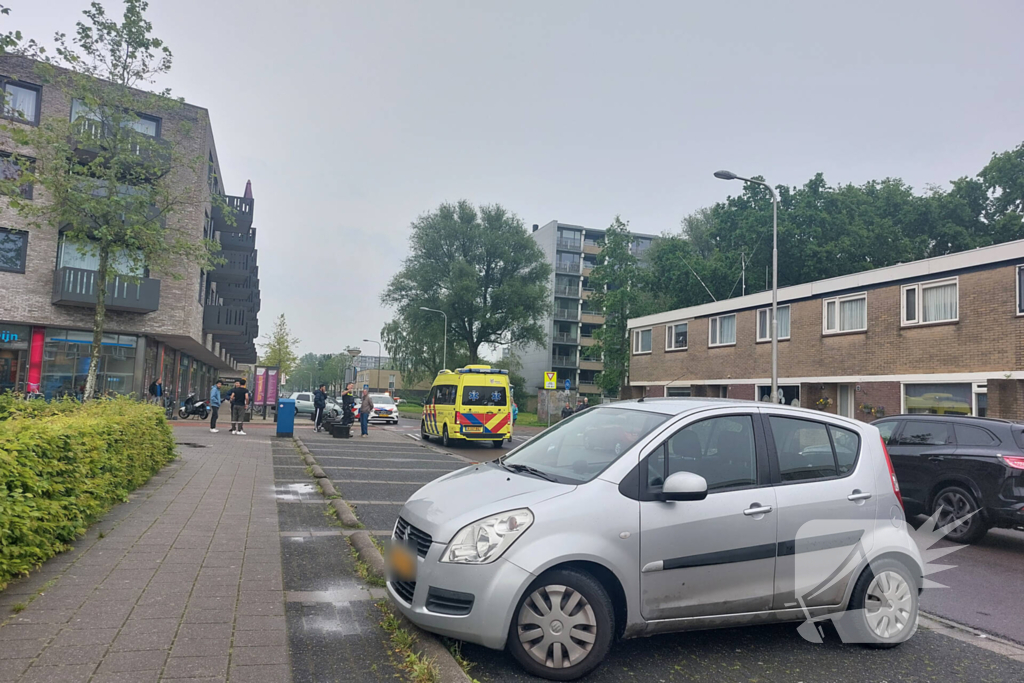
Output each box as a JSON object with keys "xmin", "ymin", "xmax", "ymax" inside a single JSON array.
[
  {"xmin": 318, "ymin": 478, "xmax": 337, "ymax": 497},
  {"xmin": 310, "ymin": 464, "xmax": 327, "ymax": 478},
  {"xmin": 293, "ymin": 436, "xmax": 473, "ymax": 682}
]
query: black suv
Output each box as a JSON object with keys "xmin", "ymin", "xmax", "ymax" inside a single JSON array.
[{"xmin": 873, "ymin": 415, "xmax": 1024, "ymax": 543}]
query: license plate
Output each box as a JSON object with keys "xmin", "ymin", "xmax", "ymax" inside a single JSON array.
[
  {"xmin": 388, "ymin": 543, "xmax": 416, "ymax": 581},
  {"xmin": 463, "ymin": 426, "xmax": 483, "ymax": 433}
]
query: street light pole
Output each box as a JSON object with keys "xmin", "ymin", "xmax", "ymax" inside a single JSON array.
[
  {"xmin": 714, "ymin": 170, "xmax": 780, "ymax": 404},
  {"xmin": 419, "ymin": 307, "xmax": 448, "ymax": 370},
  {"xmin": 363, "ymin": 339, "xmax": 382, "ymax": 393}
]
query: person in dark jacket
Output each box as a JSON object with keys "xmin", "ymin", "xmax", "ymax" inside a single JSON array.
[
  {"xmin": 148, "ymin": 377, "xmax": 163, "ymax": 405},
  {"xmin": 341, "ymin": 383, "xmax": 355, "ymax": 426},
  {"xmin": 561, "ymin": 402, "xmax": 574, "ymax": 420},
  {"xmin": 313, "ymin": 384, "xmax": 328, "ymax": 432}
]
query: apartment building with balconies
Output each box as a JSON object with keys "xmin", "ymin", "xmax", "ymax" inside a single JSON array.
[
  {"xmin": 520, "ymin": 220, "xmax": 655, "ymax": 396},
  {"xmin": 0, "ymin": 55, "xmax": 261, "ymax": 404}
]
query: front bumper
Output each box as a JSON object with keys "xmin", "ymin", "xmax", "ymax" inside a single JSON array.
[{"xmin": 386, "ymin": 540, "xmax": 533, "ymax": 650}]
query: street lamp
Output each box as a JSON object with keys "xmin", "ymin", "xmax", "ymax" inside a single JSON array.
[
  {"xmin": 419, "ymin": 307, "xmax": 448, "ymax": 370},
  {"xmin": 363, "ymin": 339, "xmax": 382, "ymax": 393},
  {"xmin": 715, "ymin": 169, "xmax": 780, "ymax": 404},
  {"xmin": 346, "ymin": 347, "xmax": 361, "ymax": 389},
  {"xmin": 307, "ymin": 372, "xmax": 313, "ymax": 392}
]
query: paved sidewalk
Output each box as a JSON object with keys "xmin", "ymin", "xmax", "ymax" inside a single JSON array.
[{"xmin": 0, "ymin": 429, "xmax": 287, "ymax": 683}]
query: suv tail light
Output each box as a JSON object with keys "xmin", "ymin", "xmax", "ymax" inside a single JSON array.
[
  {"xmin": 880, "ymin": 436, "xmax": 903, "ymax": 509},
  {"xmin": 1000, "ymin": 455, "xmax": 1024, "ymax": 470}
]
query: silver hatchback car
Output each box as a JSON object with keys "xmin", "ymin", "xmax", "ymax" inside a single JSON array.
[{"xmin": 387, "ymin": 399, "xmax": 923, "ymax": 680}]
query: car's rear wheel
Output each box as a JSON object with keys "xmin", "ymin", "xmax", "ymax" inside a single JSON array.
[
  {"xmin": 933, "ymin": 485, "xmax": 988, "ymax": 544},
  {"xmin": 420, "ymin": 420, "xmax": 429, "ymax": 441},
  {"xmin": 442, "ymin": 425, "xmax": 450, "ymax": 448},
  {"xmin": 848, "ymin": 558, "xmax": 919, "ymax": 648},
  {"xmin": 508, "ymin": 568, "xmax": 614, "ymax": 681}
]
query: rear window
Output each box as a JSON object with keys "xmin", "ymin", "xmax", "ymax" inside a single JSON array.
[
  {"xmin": 461, "ymin": 385, "xmax": 507, "ymax": 407},
  {"xmin": 1014, "ymin": 428, "xmax": 1024, "ymax": 450},
  {"xmin": 297, "ymin": 394, "xmax": 311, "ymax": 402},
  {"xmin": 897, "ymin": 421, "xmax": 950, "ymax": 446},
  {"xmin": 954, "ymin": 424, "xmax": 1000, "ymax": 447}
]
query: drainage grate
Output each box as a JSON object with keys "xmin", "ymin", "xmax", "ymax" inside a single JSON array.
[{"xmin": 175, "ymin": 442, "xmax": 209, "ymax": 448}]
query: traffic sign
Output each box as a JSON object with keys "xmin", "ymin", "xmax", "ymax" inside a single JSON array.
[
  {"xmin": 543, "ymin": 372, "xmax": 557, "ymax": 390},
  {"xmin": 363, "ymin": 384, "xmax": 369, "ymax": 391},
  {"xmin": 564, "ymin": 379, "xmax": 571, "ymax": 391}
]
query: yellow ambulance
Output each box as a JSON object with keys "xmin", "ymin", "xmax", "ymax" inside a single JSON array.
[{"xmin": 421, "ymin": 365, "xmax": 512, "ymax": 448}]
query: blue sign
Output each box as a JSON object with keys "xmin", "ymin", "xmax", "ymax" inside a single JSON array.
[
  {"xmin": 564, "ymin": 379, "xmax": 571, "ymax": 390},
  {"xmin": 0, "ymin": 330, "xmax": 18, "ymax": 343},
  {"xmin": 363, "ymin": 384, "xmax": 369, "ymax": 390}
]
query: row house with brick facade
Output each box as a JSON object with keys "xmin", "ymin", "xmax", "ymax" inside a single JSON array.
[
  {"xmin": 626, "ymin": 239, "xmax": 1024, "ymax": 422},
  {"xmin": 0, "ymin": 55, "xmax": 261, "ymax": 405}
]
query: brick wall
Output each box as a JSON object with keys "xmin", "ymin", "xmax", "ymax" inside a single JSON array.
[
  {"xmin": 988, "ymin": 379, "xmax": 1024, "ymax": 421},
  {"xmin": 0, "ymin": 55, "xmax": 219, "ymax": 345},
  {"xmin": 630, "ymin": 264, "xmax": 1023, "ymax": 384}
]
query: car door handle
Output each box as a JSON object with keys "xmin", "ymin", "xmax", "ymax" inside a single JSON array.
[
  {"xmin": 743, "ymin": 505, "xmax": 773, "ymax": 516},
  {"xmin": 847, "ymin": 491, "xmax": 873, "ymax": 501}
]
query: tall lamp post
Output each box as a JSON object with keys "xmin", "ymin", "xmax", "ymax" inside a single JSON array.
[
  {"xmin": 419, "ymin": 307, "xmax": 448, "ymax": 370},
  {"xmin": 363, "ymin": 339, "xmax": 382, "ymax": 393},
  {"xmin": 346, "ymin": 347, "xmax": 361, "ymax": 390},
  {"xmin": 714, "ymin": 169, "xmax": 780, "ymax": 404}
]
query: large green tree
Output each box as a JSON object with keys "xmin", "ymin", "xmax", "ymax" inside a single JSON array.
[
  {"xmin": 259, "ymin": 313, "xmax": 300, "ymax": 378},
  {"xmin": 0, "ymin": 1, "xmax": 222, "ymax": 399},
  {"xmin": 382, "ymin": 200, "xmax": 552, "ymax": 367}
]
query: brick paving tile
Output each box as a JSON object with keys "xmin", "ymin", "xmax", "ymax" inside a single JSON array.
[
  {"xmin": 170, "ymin": 638, "xmax": 232, "ymax": 658},
  {"xmin": 228, "ymin": 664, "xmax": 291, "ymax": 683},
  {"xmin": 94, "ymin": 649, "xmax": 168, "ymax": 674},
  {"xmin": 162, "ymin": 655, "xmax": 228, "ymax": 679},
  {"xmin": 32, "ymin": 644, "xmax": 106, "ymax": 667},
  {"xmin": 0, "ymin": 638, "xmax": 46, "ymax": 660},
  {"xmin": 230, "ymin": 646, "xmax": 289, "ymax": 667},
  {"xmin": 17, "ymin": 664, "xmax": 95, "ymax": 683},
  {"xmin": 0, "ymin": 659, "xmax": 31, "ymax": 682}
]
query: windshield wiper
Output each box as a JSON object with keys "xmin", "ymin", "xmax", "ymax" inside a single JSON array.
[{"xmin": 501, "ymin": 462, "xmax": 559, "ymax": 483}]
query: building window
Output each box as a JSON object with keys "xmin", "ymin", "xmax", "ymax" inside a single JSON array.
[
  {"xmin": 822, "ymin": 293, "xmax": 866, "ymax": 334},
  {"xmin": 902, "ymin": 278, "xmax": 957, "ymax": 326},
  {"xmin": 903, "ymin": 383, "xmax": 972, "ymax": 415},
  {"xmin": 39, "ymin": 329, "xmax": 138, "ymax": 400},
  {"xmin": 0, "ymin": 153, "xmax": 33, "ymax": 199},
  {"xmin": 758, "ymin": 384, "xmax": 801, "ymax": 406},
  {"xmin": 708, "ymin": 314, "xmax": 736, "ymax": 347},
  {"xmin": 0, "ymin": 228, "xmax": 28, "ymax": 273},
  {"xmin": 57, "ymin": 234, "xmax": 145, "ymax": 276},
  {"xmin": 1017, "ymin": 266, "xmax": 1023, "ymax": 316},
  {"xmin": 756, "ymin": 305, "xmax": 790, "ymax": 341},
  {"xmin": 2, "ymin": 79, "xmax": 40, "ymax": 124},
  {"xmin": 632, "ymin": 328, "xmax": 652, "ymax": 354},
  {"xmin": 389, "ymin": 375, "xmax": 396, "ymax": 392},
  {"xmin": 70, "ymin": 98, "xmax": 161, "ymax": 137},
  {"xmin": 665, "ymin": 322, "xmax": 688, "ymax": 351},
  {"xmin": 666, "ymin": 386, "xmax": 691, "ymax": 397}
]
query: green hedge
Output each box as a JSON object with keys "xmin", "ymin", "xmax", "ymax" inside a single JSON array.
[{"xmin": 0, "ymin": 397, "xmax": 176, "ymax": 589}]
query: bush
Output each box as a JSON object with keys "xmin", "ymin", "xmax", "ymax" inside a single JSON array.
[{"xmin": 0, "ymin": 397, "xmax": 176, "ymax": 589}]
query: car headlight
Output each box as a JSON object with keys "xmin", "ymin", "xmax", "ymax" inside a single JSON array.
[{"xmin": 440, "ymin": 508, "xmax": 534, "ymax": 564}]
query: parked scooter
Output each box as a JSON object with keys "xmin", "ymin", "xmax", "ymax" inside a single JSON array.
[{"xmin": 178, "ymin": 392, "xmax": 210, "ymax": 420}]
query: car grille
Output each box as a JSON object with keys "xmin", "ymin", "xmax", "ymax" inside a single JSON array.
[
  {"xmin": 425, "ymin": 586, "xmax": 475, "ymax": 616},
  {"xmin": 391, "ymin": 580, "xmax": 416, "ymax": 604},
  {"xmin": 394, "ymin": 517, "xmax": 432, "ymax": 558}
]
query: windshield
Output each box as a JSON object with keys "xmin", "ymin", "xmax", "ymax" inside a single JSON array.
[
  {"xmin": 370, "ymin": 395, "xmax": 395, "ymax": 405},
  {"xmin": 462, "ymin": 385, "xmax": 507, "ymax": 407},
  {"xmin": 501, "ymin": 407, "xmax": 669, "ymax": 483}
]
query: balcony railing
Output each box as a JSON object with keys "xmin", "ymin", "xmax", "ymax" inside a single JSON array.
[
  {"xmin": 209, "ymin": 250, "xmax": 258, "ymax": 284},
  {"xmin": 555, "ymin": 262, "xmax": 580, "ymax": 274},
  {"xmin": 553, "ymin": 332, "xmax": 579, "ymax": 344},
  {"xmin": 553, "ymin": 285, "xmax": 579, "ymax": 298},
  {"xmin": 554, "ymin": 308, "xmax": 579, "ymax": 321},
  {"xmin": 71, "ymin": 120, "xmax": 172, "ymax": 180},
  {"xmin": 551, "ymin": 354, "xmax": 576, "ymax": 367},
  {"xmin": 203, "ymin": 304, "xmax": 251, "ymax": 336},
  {"xmin": 218, "ymin": 228, "xmax": 256, "ymax": 252},
  {"xmin": 212, "ymin": 195, "xmax": 254, "ymax": 233},
  {"xmin": 52, "ymin": 267, "xmax": 161, "ymax": 313},
  {"xmin": 556, "ymin": 238, "xmax": 582, "ymax": 252}
]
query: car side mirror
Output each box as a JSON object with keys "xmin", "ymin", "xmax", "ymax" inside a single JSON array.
[{"xmin": 660, "ymin": 471, "xmax": 708, "ymax": 502}]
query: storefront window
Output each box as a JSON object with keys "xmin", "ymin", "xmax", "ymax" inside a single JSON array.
[
  {"xmin": 40, "ymin": 329, "xmax": 138, "ymax": 399},
  {"xmin": 904, "ymin": 383, "xmax": 972, "ymax": 415},
  {"xmin": 0, "ymin": 324, "xmax": 30, "ymax": 394}
]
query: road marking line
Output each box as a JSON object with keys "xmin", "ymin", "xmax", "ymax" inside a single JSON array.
[
  {"xmin": 335, "ymin": 479, "xmax": 434, "ymax": 485},
  {"xmin": 346, "ymin": 500, "xmax": 407, "ymax": 505},
  {"xmin": 406, "ymin": 434, "xmax": 421, "ymax": 441},
  {"xmin": 920, "ymin": 612, "xmax": 1024, "ymax": 660}
]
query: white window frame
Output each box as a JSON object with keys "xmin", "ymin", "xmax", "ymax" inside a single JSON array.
[
  {"xmin": 822, "ymin": 292, "xmax": 867, "ymax": 335},
  {"xmin": 756, "ymin": 304, "xmax": 791, "ymax": 342},
  {"xmin": 901, "ymin": 277, "xmax": 958, "ymax": 327},
  {"xmin": 708, "ymin": 313, "xmax": 736, "ymax": 347},
  {"xmin": 632, "ymin": 327, "xmax": 652, "ymax": 355},
  {"xmin": 1017, "ymin": 265, "xmax": 1024, "ymax": 317},
  {"xmin": 665, "ymin": 321, "xmax": 689, "ymax": 351}
]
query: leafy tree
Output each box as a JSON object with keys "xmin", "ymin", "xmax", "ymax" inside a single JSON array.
[
  {"xmin": 589, "ymin": 217, "xmax": 655, "ymax": 397},
  {"xmin": 0, "ymin": 1, "xmax": 222, "ymax": 399},
  {"xmin": 382, "ymin": 200, "xmax": 552, "ymax": 364},
  {"xmin": 380, "ymin": 318, "xmax": 468, "ymax": 388},
  {"xmin": 259, "ymin": 313, "xmax": 300, "ymax": 378}
]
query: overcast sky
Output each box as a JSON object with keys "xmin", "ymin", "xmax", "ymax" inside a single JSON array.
[{"xmin": 10, "ymin": 1, "xmax": 1024, "ymax": 357}]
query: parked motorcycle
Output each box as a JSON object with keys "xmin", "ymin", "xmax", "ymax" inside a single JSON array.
[{"xmin": 178, "ymin": 392, "xmax": 210, "ymax": 420}]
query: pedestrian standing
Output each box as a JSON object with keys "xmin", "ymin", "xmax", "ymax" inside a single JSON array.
[
  {"xmin": 576, "ymin": 397, "xmax": 589, "ymax": 413},
  {"xmin": 209, "ymin": 379, "xmax": 223, "ymax": 433},
  {"xmin": 228, "ymin": 379, "xmax": 249, "ymax": 435},
  {"xmin": 313, "ymin": 383, "xmax": 328, "ymax": 432},
  {"xmin": 561, "ymin": 402, "xmax": 574, "ymax": 420},
  {"xmin": 148, "ymin": 377, "xmax": 163, "ymax": 405},
  {"xmin": 358, "ymin": 389, "xmax": 374, "ymax": 437}
]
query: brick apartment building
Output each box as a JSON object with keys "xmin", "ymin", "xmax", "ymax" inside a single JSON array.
[
  {"xmin": 0, "ymin": 55, "xmax": 260, "ymax": 403},
  {"xmin": 520, "ymin": 220, "xmax": 655, "ymax": 396},
  {"xmin": 627, "ymin": 239, "xmax": 1024, "ymax": 421}
]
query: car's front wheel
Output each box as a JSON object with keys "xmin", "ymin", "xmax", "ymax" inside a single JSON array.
[
  {"xmin": 933, "ymin": 486, "xmax": 988, "ymax": 544},
  {"xmin": 847, "ymin": 558, "xmax": 919, "ymax": 648},
  {"xmin": 508, "ymin": 568, "xmax": 614, "ymax": 681}
]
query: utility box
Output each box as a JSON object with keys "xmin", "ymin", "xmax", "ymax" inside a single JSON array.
[{"xmin": 276, "ymin": 398, "xmax": 296, "ymax": 437}]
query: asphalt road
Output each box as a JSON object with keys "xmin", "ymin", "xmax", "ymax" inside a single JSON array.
[{"xmin": 298, "ymin": 417, "xmax": 1024, "ymax": 681}]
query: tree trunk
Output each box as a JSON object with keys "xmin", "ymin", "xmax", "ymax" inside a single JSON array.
[{"xmin": 83, "ymin": 247, "xmax": 109, "ymax": 401}]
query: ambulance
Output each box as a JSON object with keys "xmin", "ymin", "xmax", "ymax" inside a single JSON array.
[{"xmin": 421, "ymin": 365, "xmax": 512, "ymax": 448}]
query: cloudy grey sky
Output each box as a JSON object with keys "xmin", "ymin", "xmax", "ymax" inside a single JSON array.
[{"xmin": 10, "ymin": 1, "xmax": 1024, "ymax": 356}]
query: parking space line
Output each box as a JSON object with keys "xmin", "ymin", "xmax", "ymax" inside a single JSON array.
[
  {"xmin": 334, "ymin": 479, "xmax": 434, "ymax": 485},
  {"xmin": 322, "ymin": 466, "xmax": 459, "ymax": 473},
  {"xmin": 346, "ymin": 500, "xmax": 407, "ymax": 505}
]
